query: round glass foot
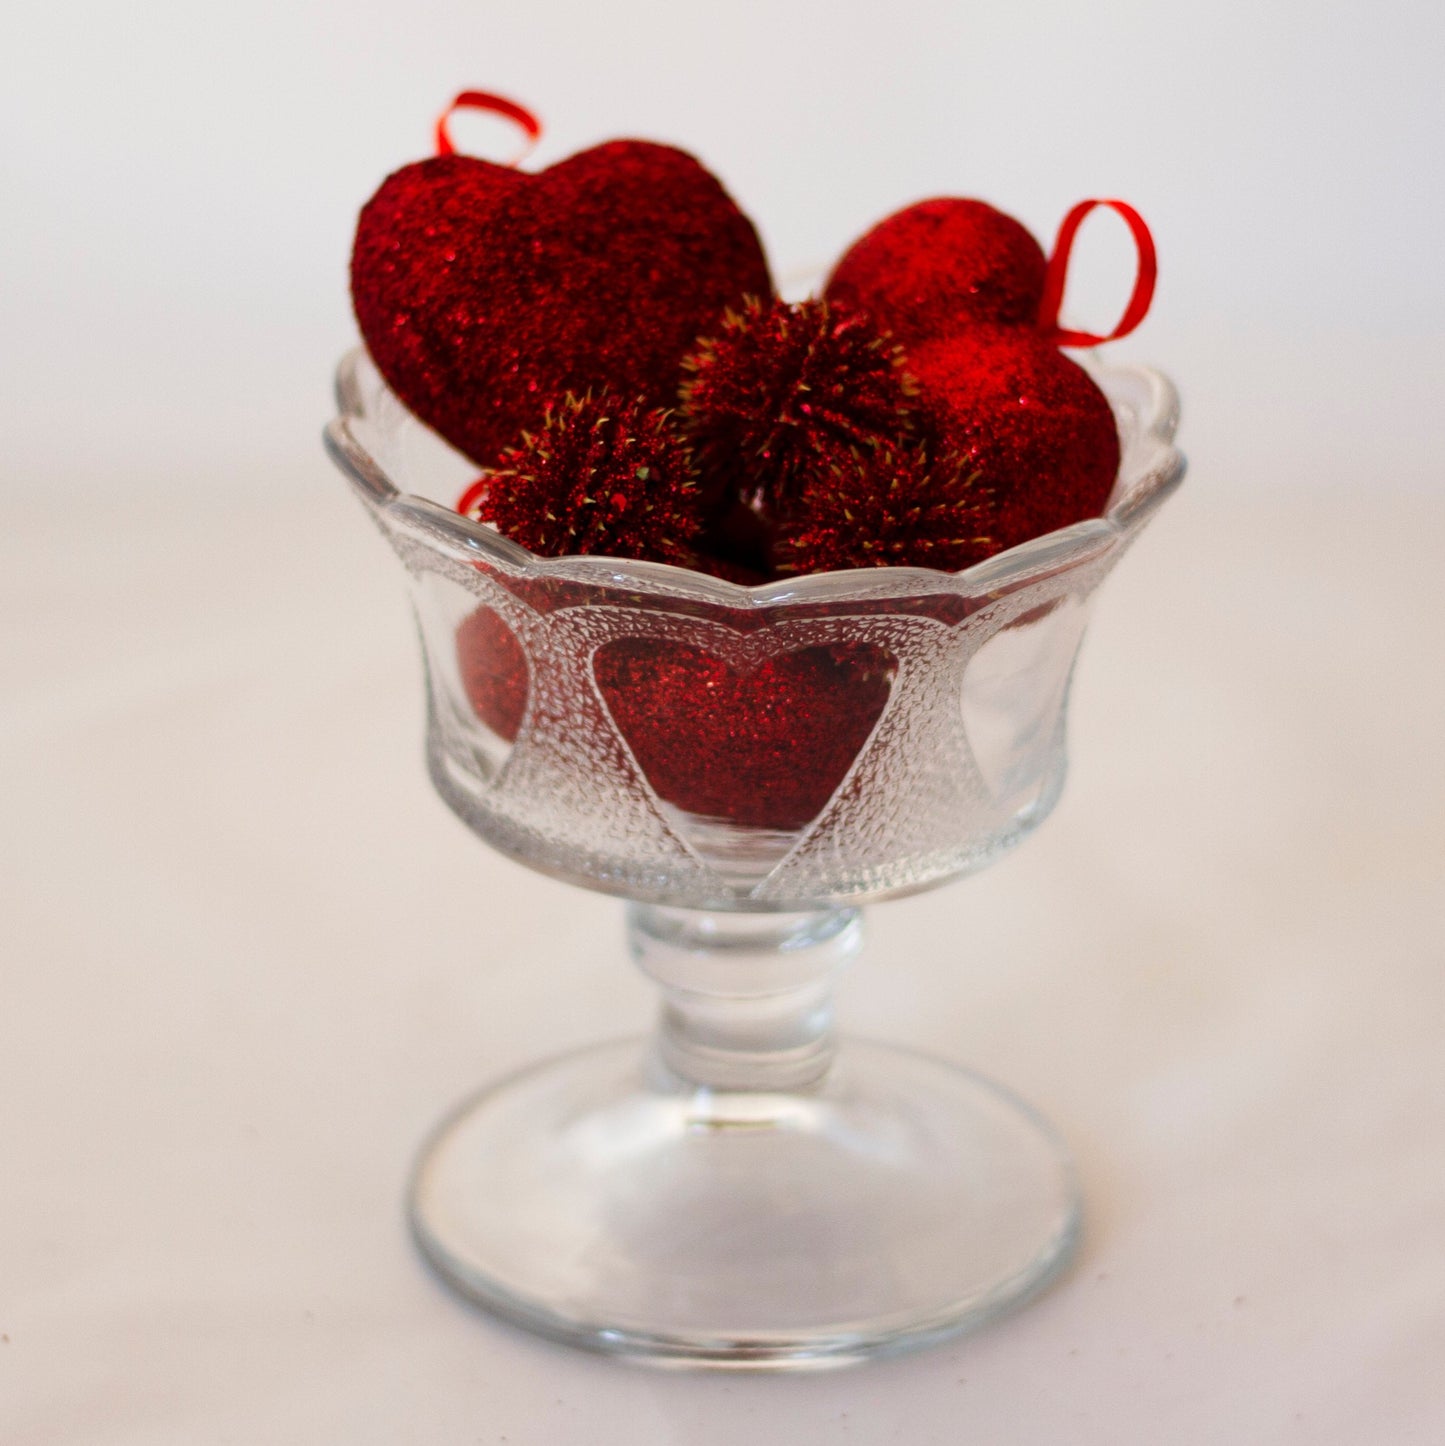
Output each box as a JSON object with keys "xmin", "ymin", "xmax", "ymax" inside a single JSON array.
[{"xmin": 410, "ymin": 1038, "xmax": 1081, "ymax": 1369}]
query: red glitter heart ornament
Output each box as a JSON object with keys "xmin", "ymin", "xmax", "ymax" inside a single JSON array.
[
  {"xmin": 593, "ymin": 638, "xmax": 895, "ymax": 831},
  {"xmin": 352, "ymin": 95, "xmax": 773, "ymax": 468},
  {"xmin": 908, "ymin": 326, "xmax": 1120, "ymax": 552},
  {"xmin": 822, "ymin": 197, "xmax": 1157, "ymax": 556},
  {"xmin": 825, "ymin": 197, "xmax": 1048, "ymax": 342}
]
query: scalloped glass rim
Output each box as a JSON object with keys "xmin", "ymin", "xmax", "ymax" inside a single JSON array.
[{"xmin": 324, "ymin": 347, "xmax": 1184, "ymax": 602}]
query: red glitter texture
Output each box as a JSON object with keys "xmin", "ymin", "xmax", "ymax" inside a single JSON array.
[
  {"xmin": 456, "ymin": 605, "xmax": 529, "ymax": 741},
  {"xmin": 472, "ymin": 394, "xmax": 706, "ymax": 564},
  {"xmin": 773, "ymin": 442, "xmax": 1000, "ymax": 576},
  {"xmin": 908, "ymin": 327, "xmax": 1120, "ymax": 551},
  {"xmin": 352, "ymin": 142, "xmax": 772, "ymax": 468},
  {"xmin": 593, "ymin": 639, "xmax": 895, "ymax": 830},
  {"xmin": 680, "ymin": 297, "xmax": 915, "ymax": 522},
  {"xmin": 825, "ymin": 198, "xmax": 1048, "ymax": 343}
]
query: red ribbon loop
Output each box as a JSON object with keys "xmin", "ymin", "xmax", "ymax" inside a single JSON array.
[
  {"xmin": 434, "ymin": 90, "xmax": 543, "ymax": 166},
  {"xmin": 455, "ymin": 476, "xmax": 491, "ymax": 518},
  {"xmin": 1037, "ymin": 199, "xmax": 1157, "ymax": 348}
]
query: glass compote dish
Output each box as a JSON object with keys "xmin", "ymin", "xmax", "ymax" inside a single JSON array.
[{"xmin": 325, "ymin": 347, "xmax": 1183, "ymax": 1368}]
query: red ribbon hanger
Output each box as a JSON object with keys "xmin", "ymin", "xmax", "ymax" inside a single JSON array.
[
  {"xmin": 434, "ymin": 90, "xmax": 543, "ymax": 166},
  {"xmin": 1038, "ymin": 199, "xmax": 1157, "ymax": 347}
]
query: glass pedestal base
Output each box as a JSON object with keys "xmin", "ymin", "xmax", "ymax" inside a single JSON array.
[{"xmin": 409, "ymin": 1037, "xmax": 1080, "ymax": 1369}]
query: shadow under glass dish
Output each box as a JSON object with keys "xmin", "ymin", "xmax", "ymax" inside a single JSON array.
[{"xmin": 324, "ymin": 349, "xmax": 1183, "ymax": 1368}]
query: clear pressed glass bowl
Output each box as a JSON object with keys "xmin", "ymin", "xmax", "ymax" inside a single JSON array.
[{"xmin": 325, "ymin": 347, "xmax": 1184, "ymax": 1369}]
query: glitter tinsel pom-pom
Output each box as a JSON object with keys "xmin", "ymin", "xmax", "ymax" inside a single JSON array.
[
  {"xmin": 468, "ymin": 395, "xmax": 706, "ymax": 564},
  {"xmin": 680, "ymin": 297, "xmax": 916, "ymax": 521},
  {"xmin": 773, "ymin": 442, "xmax": 1001, "ymax": 576}
]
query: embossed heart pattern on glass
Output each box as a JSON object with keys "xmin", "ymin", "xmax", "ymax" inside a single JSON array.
[{"xmin": 326, "ymin": 349, "xmax": 1183, "ymax": 908}]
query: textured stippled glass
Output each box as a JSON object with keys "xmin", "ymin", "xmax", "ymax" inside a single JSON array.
[{"xmin": 325, "ymin": 347, "xmax": 1183, "ymax": 1368}]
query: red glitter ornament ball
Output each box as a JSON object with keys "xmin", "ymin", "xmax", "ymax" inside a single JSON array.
[
  {"xmin": 456, "ymin": 605, "xmax": 530, "ymax": 742},
  {"xmin": 352, "ymin": 141, "xmax": 772, "ymax": 468},
  {"xmin": 908, "ymin": 327, "xmax": 1120, "ymax": 552},
  {"xmin": 680, "ymin": 297, "xmax": 915, "ymax": 521},
  {"xmin": 469, "ymin": 393, "xmax": 705, "ymax": 564},
  {"xmin": 773, "ymin": 442, "xmax": 1000, "ymax": 576},
  {"xmin": 825, "ymin": 198, "xmax": 1047, "ymax": 345}
]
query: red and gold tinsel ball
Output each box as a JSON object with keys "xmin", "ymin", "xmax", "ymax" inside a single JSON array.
[
  {"xmin": 773, "ymin": 441, "xmax": 1000, "ymax": 576},
  {"xmin": 352, "ymin": 141, "xmax": 772, "ymax": 468},
  {"xmin": 908, "ymin": 327, "xmax": 1120, "ymax": 552},
  {"xmin": 825, "ymin": 198, "xmax": 1048, "ymax": 344},
  {"xmin": 468, "ymin": 394, "xmax": 705, "ymax": 564},
  {"xmin": 680, "ymin": 297, "xmax": 915, "ymax": 521}
]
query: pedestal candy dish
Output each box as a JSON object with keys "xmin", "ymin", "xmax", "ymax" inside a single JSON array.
[{"xmin": 324, "ymin": 346, "xmax": 1183, "ymax": 1368}]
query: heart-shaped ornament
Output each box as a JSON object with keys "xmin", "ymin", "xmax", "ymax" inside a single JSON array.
[
  {"xmin": 822, "ymin": 198, "xmax": 1156, "ymax": 554},
  {"xmin": 907, "ymin": 326, "xmax": 1120, "ymax": 552},
  {"xmin": 825, "ymin": 197, "xmax": 1048, "ymax": 342},
  {"xmin": 352, "ymin": 101, "xmax": 772, "ymax": 468}
]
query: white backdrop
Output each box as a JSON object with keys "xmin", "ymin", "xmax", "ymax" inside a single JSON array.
[
  {"xmin": 5, "ymin": 6, "xmax": 1445, "ymax": 1439},
  {"xmin": 3, "ymin": 0, "xmax": 1444, "ymax": 500}
]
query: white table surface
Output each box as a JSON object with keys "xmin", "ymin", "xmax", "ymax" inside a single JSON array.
[{"xmin": 3, "ymin": 478, "xmax": 1443, "ymax": 1443}]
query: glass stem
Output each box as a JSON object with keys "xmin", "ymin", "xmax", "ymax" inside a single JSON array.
[{"xmin": 627, "ymin": 904, "xmax": 862, "ymax": 1092}]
